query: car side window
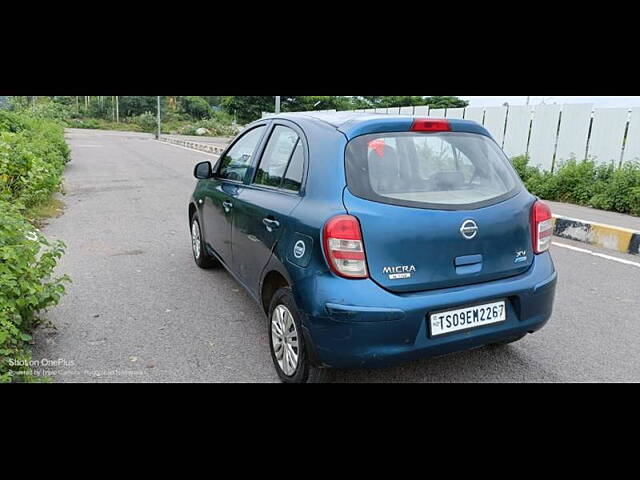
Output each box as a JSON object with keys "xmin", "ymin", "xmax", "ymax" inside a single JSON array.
[
  {"xmin": 281, "ymin": 142, "xmax": 304, "ymax": 192},
  {"xmin": 218, "ymin": 126, "xmax": 266, "ymax": 182},
  {"xmin": 254, "ymin": 125, "xmax": 300, "ymax": 188}
]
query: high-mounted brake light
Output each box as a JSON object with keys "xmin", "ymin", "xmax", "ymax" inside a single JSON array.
[
  {"xmin": 411, "ymin": 119, "xmax": 451, "ymax": 132},
  {"xmin": 322, "ymin": 215, "xmax": 368, "ymax": 279},
  {"xmin": 531, "ymin": 200, "xmax": 553, "ymax": 254}
]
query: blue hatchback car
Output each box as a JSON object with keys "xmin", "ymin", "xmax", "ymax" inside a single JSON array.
[{"xmin": 189, "ymin": 112, "xmax": 557, "ymax": 383}]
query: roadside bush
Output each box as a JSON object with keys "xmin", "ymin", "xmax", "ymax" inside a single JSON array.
[
  {"xmin": 174, "ymin": 118, "xmax": 241, "ymax": 137},
  {"xmin": 64, "ymin": 117, "xmax": 102, "ymax": 129},
  {"xmin": 130, "ymin": 112, "xmax": 157, "ymax": 133},
  {"xmin": 0, "ymin": 115, "xmax": 69, "ymax": 209},
  {"xmin": 589, "ymin": 162, "xmax": 640, "ymax": 216},
  {"xmin": 0, "ymin": 201, "xmax": 69, "ymax": 382},
  {"xmin": 511, "ymin": 155, "xmax": 640, "ymax": 216},
  {"xmin": 0, "ymin": 107, "xmax": 71, "ymax": 382}
]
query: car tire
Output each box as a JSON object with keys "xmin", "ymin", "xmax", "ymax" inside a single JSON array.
[
  {"xmin": 268, "ymin": 287, "xmax": 328, "ymax": 384},
  {"xmin": 190, "ymin": 212, "xmax": 219, "ymax": 269}
]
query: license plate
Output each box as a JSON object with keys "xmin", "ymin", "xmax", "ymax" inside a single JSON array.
[{"xmin": 429, "ymin": 300, "xmax": 506, "ymax": 337}]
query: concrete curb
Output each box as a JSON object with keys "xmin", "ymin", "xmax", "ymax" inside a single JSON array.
[
  {"xmin": 158, "ymin": 136, "xmax": 226, "ymax": 155},
  {"xmin": 553, "ymin": 215, "xmax": 640, "ymax": 256}
]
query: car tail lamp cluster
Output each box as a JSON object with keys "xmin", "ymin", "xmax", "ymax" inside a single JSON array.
[
  {"xmin": 531, "ymin": 200, "xmax": 553, "ymax": 254},
  {"xmin": 323, "ymin": 215, "xmax": 368, "ymax": 279},
  {"xmin": 411, "ymin": 119, "xmax": 451, "ymax": 132}
]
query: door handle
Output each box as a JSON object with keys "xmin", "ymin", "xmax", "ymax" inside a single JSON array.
[
  {"xmin": 222, "ymin": 200, "xmax": 233, "ymax": 213},
  {"xmin": 263, "ymin": 218, "xmax": 280, "ymax": 232}
]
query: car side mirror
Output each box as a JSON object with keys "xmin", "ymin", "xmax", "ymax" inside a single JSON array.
[{"xmin": 194, "ymin": 161, "xmax": 213, "ymax": 179}]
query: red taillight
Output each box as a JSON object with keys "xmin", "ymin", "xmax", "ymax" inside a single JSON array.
[
  {"xmin": 322, "ymin": 215, "xmax": 368, "ymax": 279},
  {"xmin": 531, "ymin": 200, "xmax": 553, "ymax": 254},
  {"xmin": 411, "ymin": 118, "xmax": 451, "ymax": 132}
]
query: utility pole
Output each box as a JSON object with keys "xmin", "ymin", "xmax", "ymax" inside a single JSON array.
[
  {"xmin": 156, "ymin": 96, "xmax": 161, "ymax": 140},
  {"xmin": 526, "ymin": 96, "xmax": 530, "ymax": 105},
  {"xmin": 115, "ymin": 96, "xmax": 119, "ymax": 123},
  {"xmin": 275, "ymin": 96, "xmax": 281, "ymax": 114}
]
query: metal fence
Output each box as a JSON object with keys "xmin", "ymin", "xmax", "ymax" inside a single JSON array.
[{"xmin": 265, "ymin": 104, "xmax": 640, "ymax": 171}]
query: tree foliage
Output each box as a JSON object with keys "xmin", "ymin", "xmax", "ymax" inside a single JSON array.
[
  {"xmin": 178, "ymin": 96, "xmax": 213, "ymax": 120},
  {"xmin": 220, "ymin": 95, "xmax": 469, "ymax": 124}
]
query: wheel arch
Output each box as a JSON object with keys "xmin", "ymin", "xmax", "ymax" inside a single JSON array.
[
  {"xmin": 188, "ymin": 201, "xmax": 197, "ymax": 225},
  {"xmin": 260, "ymin": 270, "xmax": 290, "ymax": 315}
]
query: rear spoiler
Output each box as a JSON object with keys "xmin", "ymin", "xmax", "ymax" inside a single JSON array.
[{"xmin": 338, "ymin": 117, "xmax": 493, "ymax": 141}]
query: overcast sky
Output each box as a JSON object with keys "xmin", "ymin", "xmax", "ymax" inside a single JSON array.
[{"xmin": 457, "ymin": 96, "xmax": 640, "ymax": 107}]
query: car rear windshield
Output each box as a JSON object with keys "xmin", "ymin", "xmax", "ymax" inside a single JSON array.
[{"xmin": 345, "ymin": 132, "xmax": 522, "ymax": 210}]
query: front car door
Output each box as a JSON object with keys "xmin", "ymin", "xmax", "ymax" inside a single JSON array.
[
  {"xmin": 231, "ymin": 122, "xmax": 306, "ymax": 295},
  {"xmin": 201, "ymin": 124, "xmax": 268, "ymax": 265}
]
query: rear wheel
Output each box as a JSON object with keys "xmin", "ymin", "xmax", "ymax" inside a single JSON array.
[
  {"xmin": 268, "ymin": 287, "xmax": 327, "ymax": 383},
  {"xmin": 191, "ymin": 212, "xmax": 219, "ymax": 269}
]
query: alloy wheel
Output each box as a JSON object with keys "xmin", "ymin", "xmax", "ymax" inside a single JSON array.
[
  {"xmin": 271, "ymin": 304, "xmax": 299, "ymax": 376},
  {"xmin": 191, "ymin": 220, "xmax": 201, "ymax": 259}
]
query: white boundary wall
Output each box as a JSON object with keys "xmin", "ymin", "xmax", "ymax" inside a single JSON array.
[{"xmin": 269, "ymin": 103, "xmax": 640, "ymax": 171}]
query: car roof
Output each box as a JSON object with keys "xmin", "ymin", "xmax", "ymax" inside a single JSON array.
[{"xmin": 263, "ymin": 111, "xmax": 493, "ymax": 141}]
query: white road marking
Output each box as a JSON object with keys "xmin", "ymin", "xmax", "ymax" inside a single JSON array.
[
  {"xmin": 157, "ymin": 140, "xmax": 220, "ymax": 158},
  {"xmin": 552, "ymin": 242, "xmax": 640, "ymax": 269}
]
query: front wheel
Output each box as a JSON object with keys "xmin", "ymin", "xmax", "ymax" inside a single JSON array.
[
  {"xmin": 268, "ymin": 287, "xmax": 327, "ymax": 383},
  {"xmin": 191, "ymin": 212, "xmax": 219, "ymax": 269}
]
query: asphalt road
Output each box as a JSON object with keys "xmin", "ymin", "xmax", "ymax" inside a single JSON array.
[{"xmin": 32, "ymin": 129, "xmax": 640, "ymax": 382}]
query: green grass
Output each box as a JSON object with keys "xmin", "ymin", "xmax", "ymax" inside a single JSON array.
[{"xmin": 25, "ymin": 194, "xmax": 65, "ymax": 228}]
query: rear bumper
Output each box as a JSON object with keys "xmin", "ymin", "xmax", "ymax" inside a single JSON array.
[{"xmin": 293, "ymin": 252, "xmax": 557, "ymax": 369}]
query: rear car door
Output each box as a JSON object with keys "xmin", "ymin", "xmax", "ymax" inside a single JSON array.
[
  {"xmin": 343, "ymin": 130, "xmax": 535, "ymax": 293},
  {"xmin": 202, "ymin": 125, "xmax": 267, "ymax": 265},
  {"xmin": 231, "ymin": 123, "xmax": 306, "ymax": 294}
]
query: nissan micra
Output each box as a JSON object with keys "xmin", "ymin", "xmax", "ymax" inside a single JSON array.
[{"xmin": 189, "ymin": 112, "xmax": 557, "ymax": 383}]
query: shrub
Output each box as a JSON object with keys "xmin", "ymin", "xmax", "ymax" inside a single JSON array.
[
  {"xmin": 130, "ymin": 112, "xmax": 157, "ymax": 133},
  {"xmin": 0, "ymin": 106, "xmax": 71, "ymax": 382},
  {"xmin": 511, "ymin": 156, "xmax": 640, "ymax": 216},
  {"xmin": 0, "ymin": 120, "xmax": 69, "ymax": 208},
  {"xmin": 173, "ymin": 118, "xmax": 241, "ymax": 137},
  {"xmin": 0, "ymin": 202, "xmax": 69, "ymax": 382}
]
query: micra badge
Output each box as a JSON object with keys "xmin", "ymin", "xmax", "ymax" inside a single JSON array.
[
  {"xmin": 383, "ymin": 265, "xmax": 416, "ymax": 280},
  {"xmin": 514, "ymin": 250, "xmax": 527, "ymax": 263}
]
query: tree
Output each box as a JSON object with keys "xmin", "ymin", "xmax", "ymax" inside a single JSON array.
[
  {"xmin": 422, "ymin": 96, "xmax": 468, "ymax": 109},
  {"xmin": 356, "ymin": 96, "xmax": 468, "ymax": 109},
  {"xmin": 221, "ymin": 96, "xmax": 275, "ymax": 124},
  {"xmin": 221, "ymin": 96, "xmax": 358, "ymax": 123},
  {"xmin": 179, "ymin": 96, "xmax": 213, "ymax": 119},
  {"xmin": 221, "ymin": 95, "xmax": 470, "ymax": 124},
  {"xmin": 118, "ymin": 96, "xmax": 161, "ymax": 117},
  {"xmin": 203, "ymin": 96, "xmax": 224, "ymax": 107}
]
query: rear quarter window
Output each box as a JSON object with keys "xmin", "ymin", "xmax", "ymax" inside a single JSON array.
[{"xmin": 345, "ymin": 132, "xmax": 522, "ymax": 210}]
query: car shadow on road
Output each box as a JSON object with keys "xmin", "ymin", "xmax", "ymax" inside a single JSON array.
[{"xmin": 326, "ymin": 341, "xmax": 564, "ymax": 383}]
